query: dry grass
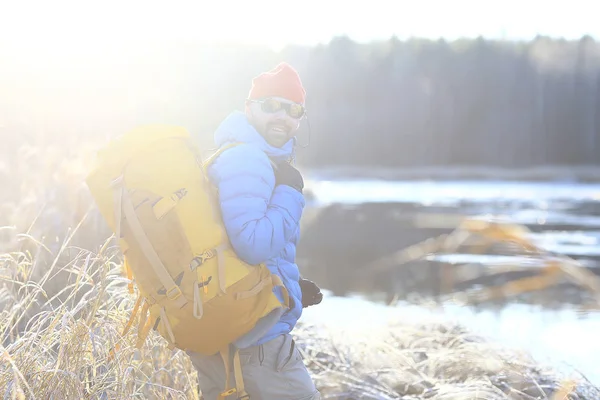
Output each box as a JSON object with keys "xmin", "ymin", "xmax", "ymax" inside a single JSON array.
[
  {"xmin": 1, "ymin": 141, "xmax": 599, "ymax": 399},
  {"xmin": 297, "ymin": 319, "xmax": 600, "ymax": 399},
  {"xmin": 1, "ymin": 237, "xmax": 599, "ymax": 400},
  {"xmin": 2, "ymin": 238, "xmax": 599, "ymax": 400},
  {"xmin": 0, "ymin": 238, "xmax": 200, "ymax": 399}
]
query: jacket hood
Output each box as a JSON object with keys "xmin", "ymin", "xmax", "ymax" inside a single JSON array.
[{"xmin": 214, "ymin": 111, "xmax": 295, "ymax": 163}]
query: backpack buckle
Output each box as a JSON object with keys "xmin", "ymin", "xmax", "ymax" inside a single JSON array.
[
  {"xmin": 201, "ymin": 249, "xmax": 215, "ymax": 260},
  {"xmin": 220, "ymin": 388, "xmax": 236, "ymax": 397},
  {"xmin": 189, "ymin": 249, "xmax": 216, "ymax": 271},
  {"xmin": 166, "ymin": 286, "xmax": 183, "ymax": 301}
]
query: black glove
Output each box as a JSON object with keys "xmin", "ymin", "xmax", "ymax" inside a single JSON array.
[
  {"xmin": 299, "ymin": 278, "xmax": 323, "ymax": 308},
  {"xmin": 274, "ymin": 161, "xmax": 304, "ymax": 193}
]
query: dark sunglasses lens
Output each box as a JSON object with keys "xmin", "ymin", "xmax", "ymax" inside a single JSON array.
[
  {"xmin": 262, "ymin": 98, "xmax": 283, "ymax": 113},
  {"xmin": 288, "ymin": 104, "xmax": 304, "ymax": 118},
  {"xmin": 260, "ymin": 98, "xmax": 304, "ymax": 118}
]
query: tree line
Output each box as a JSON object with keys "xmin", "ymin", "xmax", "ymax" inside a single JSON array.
[{"xmin": 2, "ymin": 35, "xmax": 600, "ymax": 168}]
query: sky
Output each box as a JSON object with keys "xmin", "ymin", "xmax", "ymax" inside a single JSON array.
[{"xmin": 1, "ymin": 0, "xmax": 599, "ymax": 51}]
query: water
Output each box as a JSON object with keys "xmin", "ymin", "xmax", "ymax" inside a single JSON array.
[
  {"xmin": 301, "ymin": 176, "xmax": 600, "ymax": 385},
  {"xmin": 305, "ymin": 178, "xmax": 600, "ymax": 206},
  {"xmin": 303, "ymin": 177, "xmax": 600, "ymax": 263},
  {"xmin": 302, "ymin": 292, "xmax": 600, "ymax": 385}
]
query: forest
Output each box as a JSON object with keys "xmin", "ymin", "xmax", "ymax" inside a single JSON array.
[{"xmin": 2, "ymin": 34, "xmax": 600, "ymax": 168}]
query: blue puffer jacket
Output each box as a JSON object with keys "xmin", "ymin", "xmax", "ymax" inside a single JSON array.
[{"xmin": 205, "ymin": 111, "xmax": 305, "ymax": 347}]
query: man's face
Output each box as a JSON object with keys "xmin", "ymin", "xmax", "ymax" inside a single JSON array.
[{"xmin": 246, "ymin": 96, "xmax": 304, "ymax": 148}]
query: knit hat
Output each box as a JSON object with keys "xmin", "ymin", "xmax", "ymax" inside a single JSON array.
[{"xmin": 248, "ymin": 62, "xmax": 306, "ymax": 105}]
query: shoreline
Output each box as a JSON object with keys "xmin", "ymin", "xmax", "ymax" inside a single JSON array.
[
  {"xmin": 303, "ymin": 164, "xmax": 600, "ymax": 183},
  {"xmin": 298, "ymin": 293, "xmax": 600, "ymax": 398}
]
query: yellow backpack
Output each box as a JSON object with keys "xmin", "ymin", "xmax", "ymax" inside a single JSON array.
[{"xmin": 85, "ymin": 124, "xmax": 290, "ymax": 399}]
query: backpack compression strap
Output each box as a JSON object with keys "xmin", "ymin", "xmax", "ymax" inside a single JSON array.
[
  {"xmin": 218, "ymin": 345, "xmax": 249, "ymax": 400},
  {"xmin": 112, "ymin": 176, "xmax": 189, "ymax": 310}
]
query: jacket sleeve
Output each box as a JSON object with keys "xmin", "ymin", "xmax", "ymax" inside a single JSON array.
[{"xmin": 207, "ymin": 144, "xmax": 305, "ymax": 265}]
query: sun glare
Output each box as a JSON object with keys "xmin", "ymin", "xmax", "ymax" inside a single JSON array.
[
  {"xmin": 1, "ymin": 0, "xmax": 598, "ymax": 142},
  {"xmin": 0, "ymin": 1, "xmax": 300, "ymax": 137}
]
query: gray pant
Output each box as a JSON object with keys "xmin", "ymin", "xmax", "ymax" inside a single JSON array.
[{"xmin": 188, "ymin": 334, "xmax": 321, "ymax": 400}]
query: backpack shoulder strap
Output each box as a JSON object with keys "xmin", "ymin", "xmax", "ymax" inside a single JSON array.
[
  {"xmin": 201, "ymin": 142, "xmax": 243, "ymax": 172},
  {"xmin": 203, "ymin": 142, "xmax": 280, "ymax": 172}
]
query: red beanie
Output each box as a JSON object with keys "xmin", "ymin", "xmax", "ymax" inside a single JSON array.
[{"xmin": 248, "ymin": 62, "xmax": 306, "ymax": 105}]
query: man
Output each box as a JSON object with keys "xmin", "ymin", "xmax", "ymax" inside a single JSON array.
[{"xmin": 188, "ymin": 62, "xmax": 323, "ymax": 400}]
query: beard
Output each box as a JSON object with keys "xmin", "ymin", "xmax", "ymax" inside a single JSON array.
[{"xmin": 263, "ymin": 121, "xmax": 293, "ymax": 147}]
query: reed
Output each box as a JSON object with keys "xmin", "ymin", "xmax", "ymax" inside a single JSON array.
[{"xmin": 1, "ymin": 141, "xmax": 598, "ymax": 399}]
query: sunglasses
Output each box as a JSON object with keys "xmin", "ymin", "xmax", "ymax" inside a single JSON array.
[{"xmin": 248, "ymin": 98, "xmax": 306, "ymax": 119}]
